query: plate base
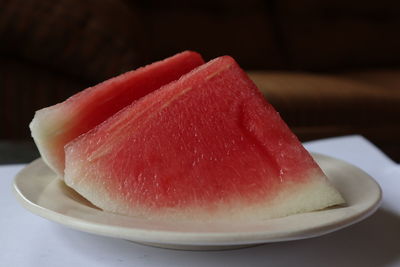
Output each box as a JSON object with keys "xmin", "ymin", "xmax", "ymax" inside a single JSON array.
[{"xmin": 134, "ymin": 241, "xmax": 259, "ymax": 251}]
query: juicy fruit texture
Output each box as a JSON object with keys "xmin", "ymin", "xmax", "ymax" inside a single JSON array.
[
  {"xmin": 64, "ymin": 56, "xmax": 345, "ymax": 221},
  {"xmin": 30, "ymin": 51, "xmax": 204, "ymax": 176}
]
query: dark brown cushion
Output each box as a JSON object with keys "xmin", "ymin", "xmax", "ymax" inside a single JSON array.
[
  {"xmin": 275, "ymin": 0, "xmax": 400, "ymax": 70},
  {"xmin": 0, "ymin": 0, "xmax": 142, "ymax": 82}
]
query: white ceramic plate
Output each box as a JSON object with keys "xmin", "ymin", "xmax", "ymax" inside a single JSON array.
[{"xmin": 13, "ymin": 153, "xmax": 382, "ymax": 250}]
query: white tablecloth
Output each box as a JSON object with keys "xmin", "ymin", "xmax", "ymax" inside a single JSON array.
[{"xmin": 1, "ymin": 135, "xmax": 399, "ymax": 267}]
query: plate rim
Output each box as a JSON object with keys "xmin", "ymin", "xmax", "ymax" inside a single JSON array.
[{"xmin": 13, "ymin": 153, "xmax": 382, "ymax": 247}]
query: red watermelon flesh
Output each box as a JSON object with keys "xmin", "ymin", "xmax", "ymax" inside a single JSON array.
[
  {"xmin": 30, "ymin": 51, "xmax": 204, "ymax": 176},
  {"xmin": 64, "ymin": 56, "xmax": 344, "ymax": 221}
]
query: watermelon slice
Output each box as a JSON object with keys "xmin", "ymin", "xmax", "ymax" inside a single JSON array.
[
  {"xmin": 64, "ymin": 56, "xmax": 345, "ymax": 221},
  {"xmin": 30, "ymin": 51, "xmax": 204, "ymax": 176}
]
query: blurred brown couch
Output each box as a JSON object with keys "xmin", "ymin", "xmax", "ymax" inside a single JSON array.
[{"xmin": 1, "ymin": 0, "xmax": 400, "ymax": 161}]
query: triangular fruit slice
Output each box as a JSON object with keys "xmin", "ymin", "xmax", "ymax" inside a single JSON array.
[
  {"xmin": 30, "ymin": 51, "xmax": 204, "ymax": 176},
  {"xmin": 64, "ymin": 56, "xmax": 345, "ymax": 221}
]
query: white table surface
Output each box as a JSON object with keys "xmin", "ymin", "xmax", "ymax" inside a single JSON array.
[{"xmin": 1, "ymin": 135, "xmax": 399, "ymax": 267}]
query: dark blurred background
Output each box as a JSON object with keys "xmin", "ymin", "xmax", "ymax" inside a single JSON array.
[{"xmin": 1, "ymin": 0, "xmax": 399, "ymax": 163}]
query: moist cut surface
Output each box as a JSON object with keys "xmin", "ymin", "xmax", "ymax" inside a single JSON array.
[
  {"xmin": 64, "ymin": 56, "xmax": 344, "ymax": 221},
  {"xmin": 30, "ymin": 51, "xmax": 204, "ymax": 176}
]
